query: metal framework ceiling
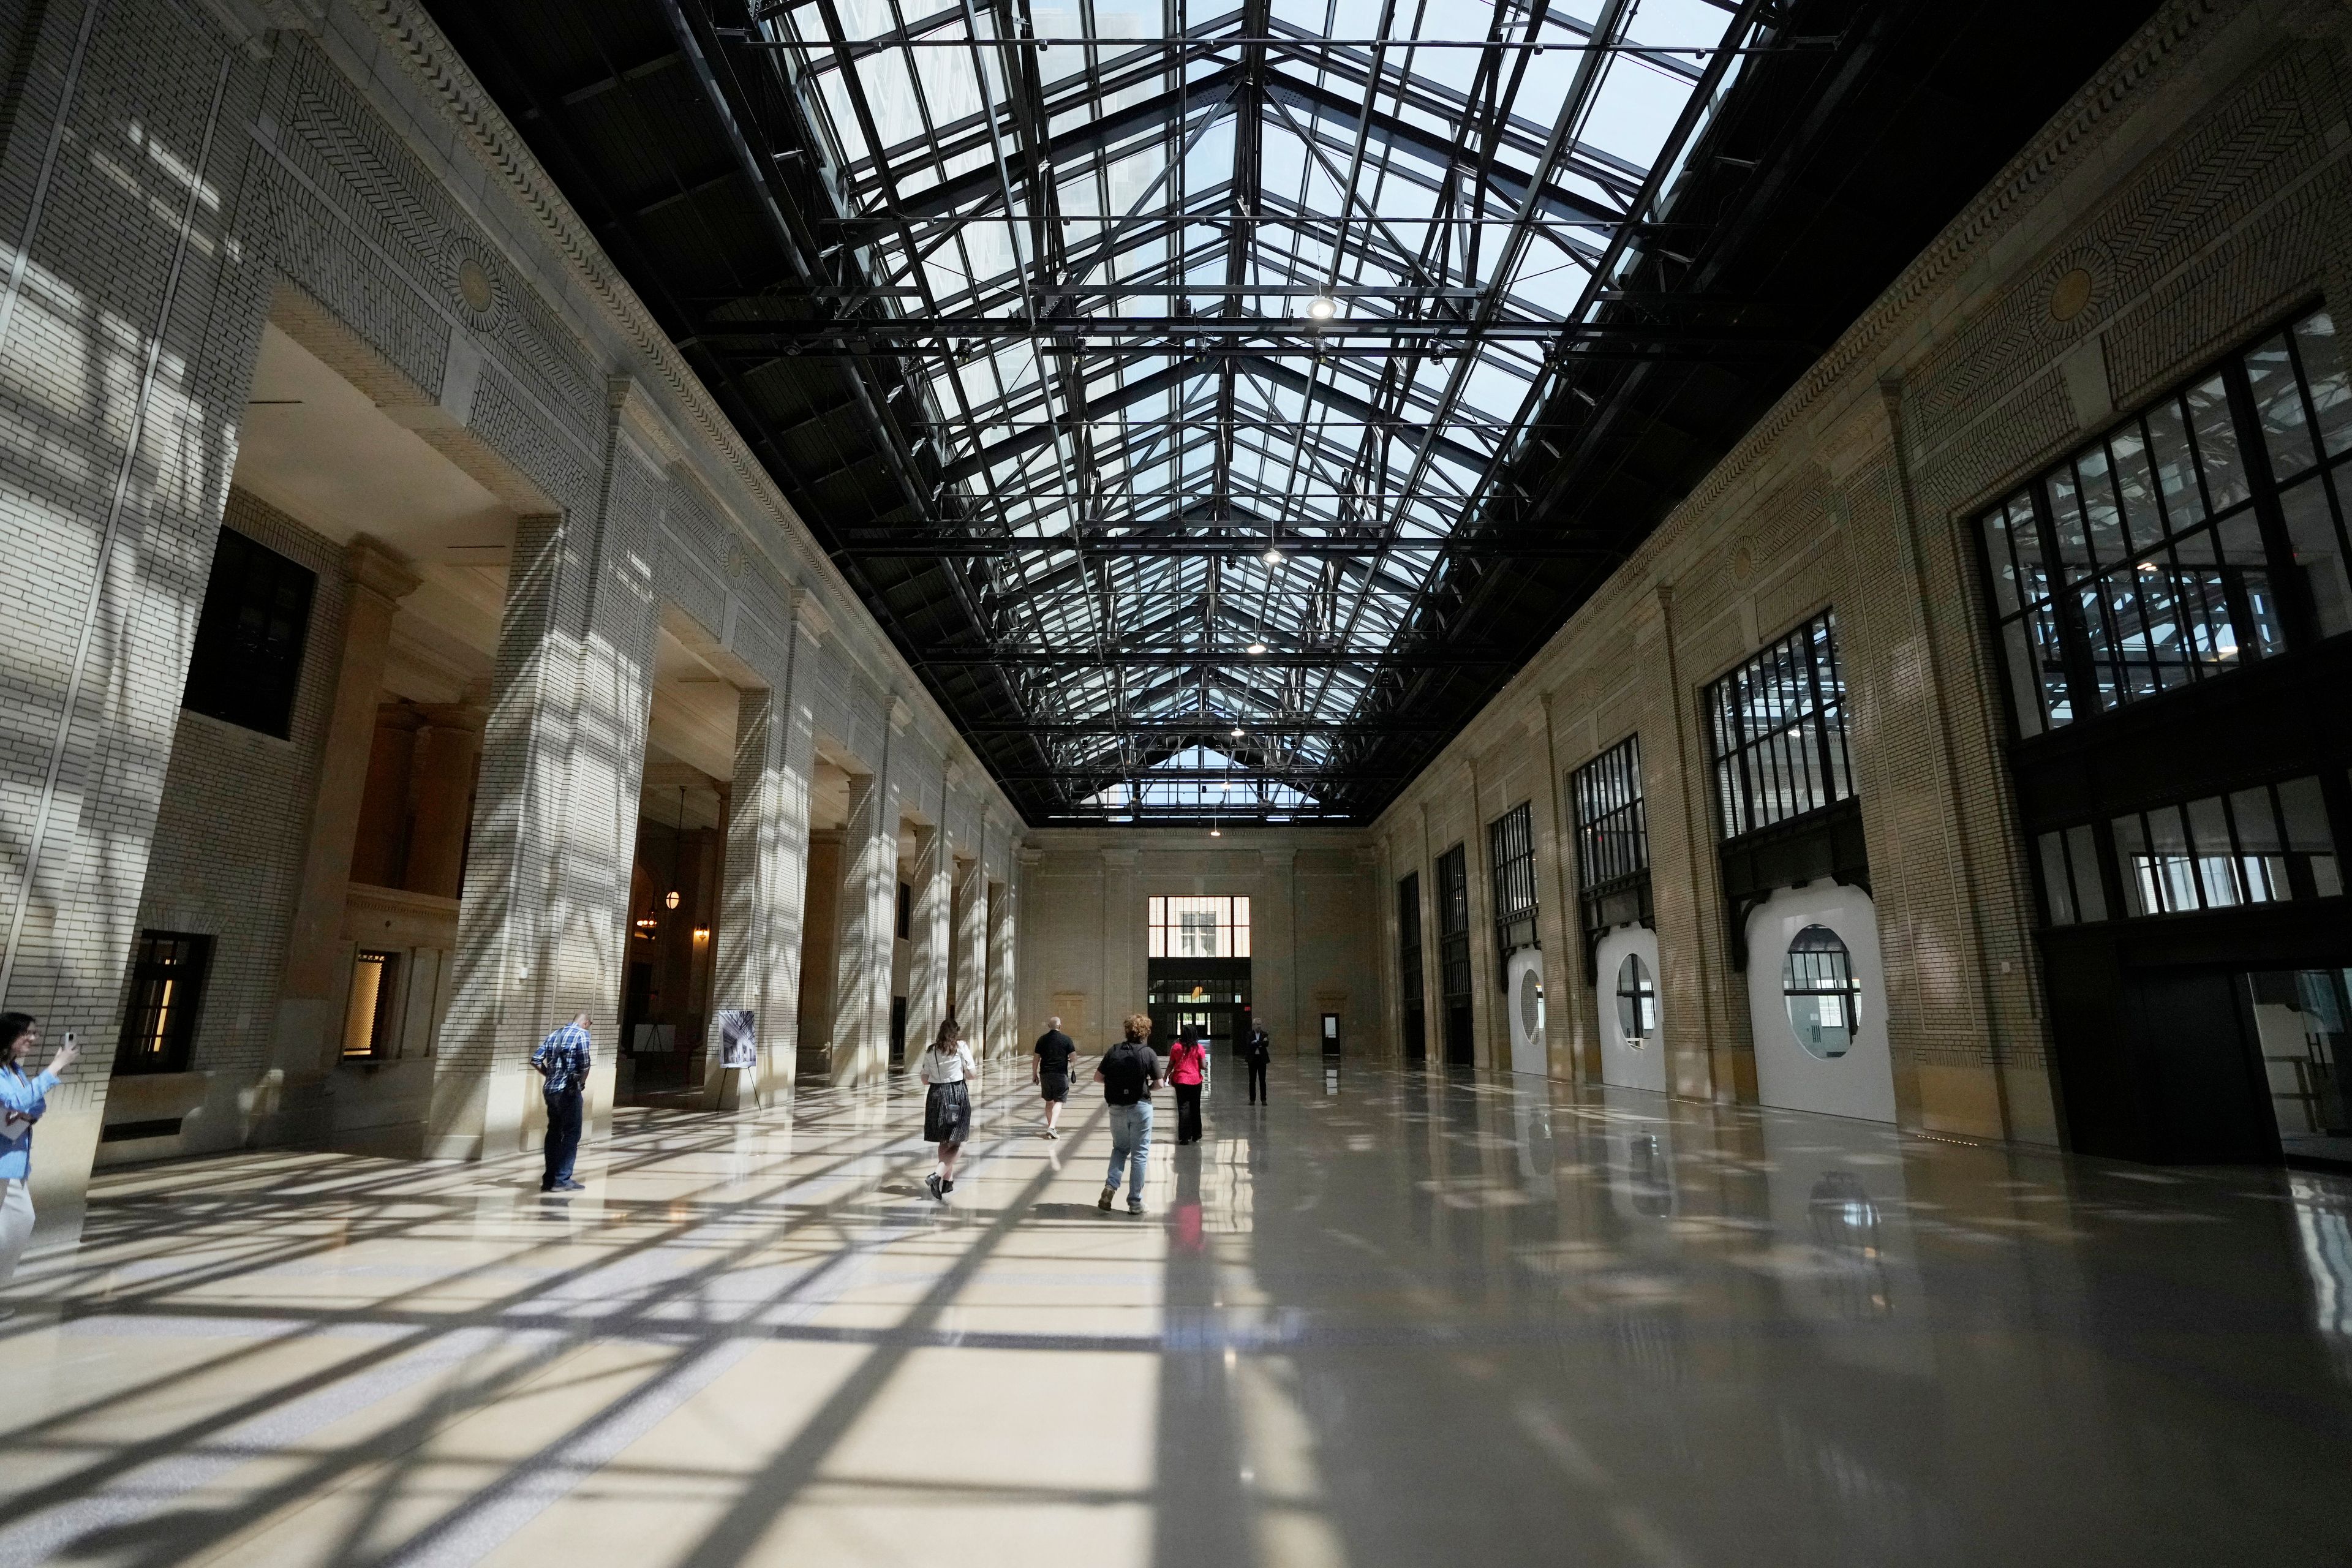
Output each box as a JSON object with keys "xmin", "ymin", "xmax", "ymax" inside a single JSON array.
[{"xmin": 425, "ymin": 0, "xmax": 2161, "ymax": 826}]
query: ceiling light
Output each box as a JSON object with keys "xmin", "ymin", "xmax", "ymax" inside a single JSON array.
[
  {"xmin": 1231, "ymin": 726, "xmax": 1245, "ymax": 737},
  {"xmin": 1210, "ymin": 827, "xmax": 1222, "ymax": 837},
  {"xmin": 1304, "ymin": 295, "xmax": 1337, "ymax": 322},
  {"xmin": 1247, "ymin": 642, "xmax": 1267, "ymax": 655},
  {"xmin": 1262, "ymin": 547, "xmax": 1284, "ymax": 565}
]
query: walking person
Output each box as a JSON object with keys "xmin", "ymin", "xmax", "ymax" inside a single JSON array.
[
  {"xmin": 1168, "ymin": 1023, "xmax": 1208, "ymax": 1145},
  {"xmin": 1095, "ymin": 1013, "xmax": 1161, "ymax": 1215},
  {"xmin": 919, "ymin": 1018, "xmax": 978, "ymax": 1200},
  {"xmin": 531, "ymin": 1011, "xmax": 592, "ymax": 1193},
  {"xmin": 1243, "ymin": 1024, "xmax": 1272, "ymax": 1105},
  {"xmin": 1033, "ymin": 1016, "xmax": 1077, "ymax": 1139},
  {"xmin": 0, "ymin": 1014, "xmax": 78, "ymax": 1315}
]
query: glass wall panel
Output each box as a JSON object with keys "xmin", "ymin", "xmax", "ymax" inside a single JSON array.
[{"xmin": 1705, "ymin": 611, "xmax": 1854, "ymax": 840}]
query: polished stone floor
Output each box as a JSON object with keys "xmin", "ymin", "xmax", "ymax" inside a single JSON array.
[{"xmin": 3, "ymin": 1059, "xmax": 2351, "ymax": 1567}]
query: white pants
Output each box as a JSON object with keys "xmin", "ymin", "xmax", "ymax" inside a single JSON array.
[{"xmin": 0, "ymin": 1178, "xmax": 34, "ymax": 1292}]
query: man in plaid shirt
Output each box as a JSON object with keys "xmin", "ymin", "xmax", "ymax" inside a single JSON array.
[{"xmin": 531, "ymin": 1011, "xmax": 593, "ymax": 1193}]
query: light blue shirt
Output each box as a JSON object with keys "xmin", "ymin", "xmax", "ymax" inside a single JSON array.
[{"xmin": 0, "ymin": 1065, "xmax": 60, "ymax": 1181}]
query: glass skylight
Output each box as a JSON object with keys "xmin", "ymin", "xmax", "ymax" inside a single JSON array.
[{"xmin": 760, "ymin": 0, "xmax": 1755, "ymax": 818}]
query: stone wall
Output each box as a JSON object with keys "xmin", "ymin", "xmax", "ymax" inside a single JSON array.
[
  {"xmin": 0, "ymin": 0, "xmax": 1023, "ymax": 1243},
  {"xmin": 1368, "ymin": 0, "xmax": 2352, "ymax": 1144}
]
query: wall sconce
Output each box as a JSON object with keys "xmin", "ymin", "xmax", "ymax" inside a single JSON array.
[{"xmin": 692, "ymin": 927, "xmax": 711, "ymax": 943}]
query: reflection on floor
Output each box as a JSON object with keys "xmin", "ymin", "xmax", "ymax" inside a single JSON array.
[{"xmin": 4, "ymin": 1062, "xmax": 2351, "ymax": 1567}]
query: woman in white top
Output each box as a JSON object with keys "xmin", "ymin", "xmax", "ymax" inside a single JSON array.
[{"xmin": 918, "ymin": 1018, "xmax": 978, "ymax": 1201}]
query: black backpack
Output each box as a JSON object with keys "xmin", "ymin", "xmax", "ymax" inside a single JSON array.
[{"xmin": 1100, "ymin": 1041, "xmax": 1156, "ymax": 1105}]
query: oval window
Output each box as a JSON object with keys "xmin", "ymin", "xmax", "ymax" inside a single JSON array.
[
  {"xmin": 1517, "ymin": 969, "xmax": 1543, "ymax": 1036},
  {"xmin": 1616, "ymin": 953, "xmax": 1656, "ymax": 1049},
  {"xmin": 1784, "ymin": 925, "xmax": 1860, "ymax": 1060}
]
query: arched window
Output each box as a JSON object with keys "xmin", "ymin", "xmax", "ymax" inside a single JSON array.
[
  {"xmin": 1616, "ymin": 953, "xmax": 1657, "ymax": 1047},
  {"xmin": 1784, "ymin": 925, "xmax": 1860, "ymax": 1058}
]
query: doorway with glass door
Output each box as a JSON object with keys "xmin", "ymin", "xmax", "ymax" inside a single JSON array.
[{"xmin": 1146, "ymin": 896, "xmax": 1252, "ymax": 1060}]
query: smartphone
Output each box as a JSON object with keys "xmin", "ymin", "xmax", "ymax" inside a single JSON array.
[{"xmin": 62, "ymin": 1030, "xmax": 76, "ymax": 1048}]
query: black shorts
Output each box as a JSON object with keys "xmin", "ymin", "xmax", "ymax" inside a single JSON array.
[{"xmin": 1038, "ymin": 1071, "xmax": 1070, "ymax": 1103}]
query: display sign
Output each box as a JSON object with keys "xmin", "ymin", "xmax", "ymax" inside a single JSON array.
[{"xmin": 717, "ymin": 1008, "xmax": 756, "ymax": 1070}]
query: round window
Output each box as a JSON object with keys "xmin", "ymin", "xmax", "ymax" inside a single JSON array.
[
  {"xmin": 1615, "ymin": 953, "xmax": 1656, "ymax": 1049},
  {"xmin": 1783, "ymin": 925, "xmax": 1859, "ymax": 1060},
  {"xmin": 1517, "ymin": 969, "xmax": 1542, "ymax": 1035}
]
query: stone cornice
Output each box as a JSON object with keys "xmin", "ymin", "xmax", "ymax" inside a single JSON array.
[{"xmin": 340, "ymin": 0, "xmax": 1015, "ymax": 824}]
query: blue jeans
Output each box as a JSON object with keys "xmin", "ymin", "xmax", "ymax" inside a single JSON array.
[{"xmin": 1105, "ymin": 1101, "xmax": 1152, "ymax": 1197}]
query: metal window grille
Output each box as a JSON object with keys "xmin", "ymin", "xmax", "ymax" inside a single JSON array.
[
  {"xmin": 1147, "ymin": 895, "xmax": 1253, "ymax": 958},
  {"xmin": 1572, "ymin": 735, "xmax": 1649, "ymax": 891},
  {"xmin": 1488, "ymin": 804, "xmax": 1538, "ymax": 987},
  {"xmin": 1979, "ymin": 307, "xmax": 2352, "ymax": 739},
  {"xmin": 1705, "ymin": 611, "xmax": 1855, "ymax": 842},
  {"xmin": 1436, "ymin": 845, "xmax": 1472, "ymax": 1004}
]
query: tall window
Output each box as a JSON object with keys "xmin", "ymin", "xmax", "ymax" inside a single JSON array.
[
  {"xmin": 1980, "ymin": 307, "xmax": 2352, "ymax": 737},
  {"xmin": 1397, "ymin": 873, "xmax": 1423, "ymax": 1008},
  {"xmin": 2034, "ymin": 775, "xmax": 2339, "ymax": 925},
  {"xmin": 1488, "ymin": 803, "xmax": 1537, "ymax": 985},
  {"xmin": 1705, "ymin": 611, "xmax": 1855, "ymax": 840},
  {"xmin": 115, "ymin": 932, "xmax": 211, "ymax": 1076},
  {"xmin": 342, "ymin": 950, "xmax": 401, "ymax": 1060},
  {"xmin": 183, "ymin": 529, "xmax": 317, "ymax": 739},
  {"xmin": 1572, "ymin": 735, "xmax": 1650, "ymax": 939},
  {"xmin": 1148, "ymin": 896, "xmax": 1251, "ymax": 957},
  {"xmin": 1435, "ymin": 845, "xmax": 1471, "ymax": 1002}
]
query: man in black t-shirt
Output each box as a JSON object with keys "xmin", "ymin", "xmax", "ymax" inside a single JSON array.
[
  {"xmin": 1032, "ymin": 1017, "xmax": 1078, "ymax": 1140},
  {"xmin": 1243, "ymin": 1026, "xmax": 1272, "ymax": 1104}
]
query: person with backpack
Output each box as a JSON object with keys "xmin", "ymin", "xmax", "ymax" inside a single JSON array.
[
  {"xmin": 530, "ymin": 1011, "xmax": 593, "ymax": 1193},
  {"xmin": 1242, "ymin": 1025, "xmax": 1273, "ymax": 1105},
  {"xmin": 919, "ymin": 1018, "xmax": 979, "ymax": 1201},
  {"xmin": 1167, "ymin": 1023, "xmax": 1209, "ymax": 1145},
  {"xmin": 1095, "ymin": 1013, "xmax": 1161, "ymax": 1215}
]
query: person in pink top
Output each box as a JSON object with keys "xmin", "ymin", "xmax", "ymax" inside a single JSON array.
[{"xmin": 1167, "ymin": 1023, "xmax": 1209, "ymax": 1145}]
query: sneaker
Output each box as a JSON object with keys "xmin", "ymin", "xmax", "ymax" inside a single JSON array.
[
  {"xmin": 1128, "ymin": 1199, "xmax": 1145, "ymax": 1215},
  {"xmin": 1098, "ymin": 1185, "xmax": 1115, "ymax": 1211},
  {"xmin": 927, "ymin": 1173, "xmax": 944, "ymax": 1202},
  {"xmin": 557, "ymin": 1180, "xmax": 586, "ymax": 1192}
]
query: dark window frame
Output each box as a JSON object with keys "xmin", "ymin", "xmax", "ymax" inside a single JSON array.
[
  {"xmin": 1435, "ymin": 844, "xmax": 1472, "ymax": 1006},
  {"xmin": 1397, "ymin": 872, "xmax": 1425, "ymax": 1007},
  {"xmin": 1978, "ymin": 304, "xmax": 2352, "ymax": 742},
  {"xmin": 1704, "ymin": 610, "xmax": 1856, "ymax": 843},
  {"xmin": 1488, "ymin": 802, "xmax": 1537, "ymax": 989},
  {"xmin": 1572, "ymin": 734, "xmax": 1653, "ymax": 977},
  {"xmin": 114, "ymin": 931, "xmax": 213, "ymax": 1076},
  {"xmin": 181, "ymin": 528, "xmax": 317, "ymax": 740}
]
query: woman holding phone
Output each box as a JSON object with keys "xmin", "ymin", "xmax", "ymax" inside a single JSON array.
[{"xmin": 0, "ymin": 1013, "xmax": 79, "ymax": 1310}]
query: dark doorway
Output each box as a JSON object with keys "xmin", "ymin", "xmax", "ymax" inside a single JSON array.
[
  {"xmin": 2124, "ymin": 968, "xmax": 2279, "ymax": 1164},
  {"xmin": 1320, "ymin": 1012, "xmax": 1341, "ymax": 1061},
  {"xmin": 1404, "ymin": 1003, "xmax": 1427, "ymax": 1063},
  {"xmin": 889, "ymin": 995, "xmax": 908, "ymax": 1068},
  {"xmin": 1148, "ymin": 959, "xmax": 1251, "ymax": 1055},
  {"xmin": 1444, "ymin": 1001, "xmax": 1475, "ymax": 1066}
]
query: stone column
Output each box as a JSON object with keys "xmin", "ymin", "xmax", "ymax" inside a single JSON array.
[
  {"xmin": 268, "ymin": 538, "xmax": 420, "ymax": 1125},
  {"xmin": 433, "ymin": 383, "xmax": 667, "ymax": 1158},
  {"xmin": 1101, "ymin": 845, "xmax": 1139, "ymax": 1040},
  {"xmin": 405, "ymin": 691, "xmax": 487, "ymax": 900},
  {"xmin": 1258, "ymin": 845, "xmax": 1298, "ymax": 1055},
  {"xmin": 1460, "ymin": 761, "xmax": 1504, "ymax": 1071},
  {"xmin": 706, "ymin": 597, "xmax": 819, "ymax": 1109},
  {"xmin": 1417, "ymin": 802, "xmax": 1444, "ymax": 1062},
  {"xmin": 905, "ymin": 820, "xmax": 949, "ymax": 1055},
  {"xmin": 986, "ymin": 870, "xmax": 1016, "ymax": 1060},
  {"xmin": 1642, "ymin": 582, "xmax": 1737, "ymax": 1104},
  {"xmin": 1531, "ymin": 699, "xmax": 1585, "ymax": 1082},
  {"xmin": 951, "ymin": 850, "xmax": 984, "ymax": 1030}
]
